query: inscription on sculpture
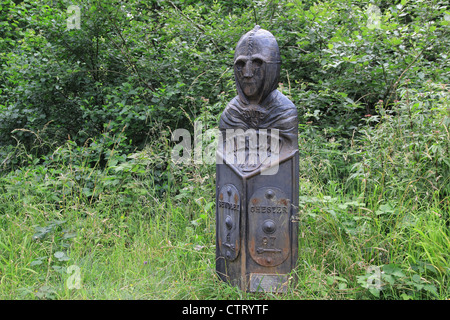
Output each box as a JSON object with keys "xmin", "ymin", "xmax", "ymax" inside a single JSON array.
[
  {"xmin": 217, "ymin": 184, "xmax": 241, "ymax": 261},
  {"xmin": 248, "ymin": 187, "xmax": 290, "ymax": 267},
  {"xmin": 216, "ymin": 25, "xmax": 299, "ymax": 292},
  {"xmin": 218, "ymin": 201, "xmax": 240, "ymax": 211},
  {"xmin": 249, "ymin": 205, "xmax": 287, "ymax": 214}
]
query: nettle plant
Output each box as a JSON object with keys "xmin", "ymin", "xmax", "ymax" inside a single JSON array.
[
  {"xmin": 24, "ymin": 220, "xmax": 78, "ymax": 299},
  {"xmin": 357, "ymin": 263, "xmax": 439, "ymax": 299},
  {"xmin": 350, "ymin": 81, "xmax": 449, "ymax": 203}
]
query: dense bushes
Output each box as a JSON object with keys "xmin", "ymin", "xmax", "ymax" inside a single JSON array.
[
  {"xmin": 1, "ymin": 0, "xmax": 447, "ymax": 151},
  {"xmin": 0, "ymin": 0, "xmax": 243, "ymax": 151},
  {"xmin": 351, "ymin": 82, "xmax": 449, "ymax": 202},
  {"xmin": 1, "ymin": 0, "xmax": 448, "ymax": 217}
]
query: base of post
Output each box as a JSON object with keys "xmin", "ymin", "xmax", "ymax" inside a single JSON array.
[
  {"xmin": 216, "ymin": 152, "xmax": 299, "ymax": 293},
  {"xmin": 248, "ymin": 273, "xmax": 289, "ymax": 293}
]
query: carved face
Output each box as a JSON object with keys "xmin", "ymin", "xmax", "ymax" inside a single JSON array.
[
  {"xmin": 234, "ymin": 54, "xmax": 265, "ymax": 100},
  {"xmin": 233, "ymin": 26, "xmax": 281, "ymax": 105}
]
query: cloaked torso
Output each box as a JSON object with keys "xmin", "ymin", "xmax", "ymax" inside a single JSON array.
[{"xmin": 219, "ymin": 89, "xmax": 298, "ymax": 156}]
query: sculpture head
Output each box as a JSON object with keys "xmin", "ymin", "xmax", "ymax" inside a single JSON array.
[{"xmin": 234, "ymin": 25, "xmax": 281, "ymax": 105}]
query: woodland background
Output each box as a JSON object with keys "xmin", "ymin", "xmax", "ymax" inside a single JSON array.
[{"xmin": 0, "ymin": 0, "xmax": 449, "ymax": 299}]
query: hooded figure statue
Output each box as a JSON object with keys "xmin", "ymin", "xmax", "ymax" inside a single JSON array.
[{"xmin": 218, "ymin": 25, "xmax": 298, "ymax": 174}]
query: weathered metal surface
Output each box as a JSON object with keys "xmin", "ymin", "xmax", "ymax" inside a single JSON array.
[
  {"xmin": 217, "ymin": 184, "xmax": 241, "ymax": 261},
  {"xmin": 215, "ymin": 25, "xmax": 299, "ymax": 292},
  {"xmin": 248, "ymin": 187, "xmax": 290, "ymax": 267},
  {"xmin": 216, "ymin": 153, "xmax": 299, "ymax": 291},
  {"xmin": 248, "ymin": 273, "xmax": 288, "ymax": 293}
]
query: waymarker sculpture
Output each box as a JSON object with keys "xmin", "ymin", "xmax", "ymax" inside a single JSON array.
[{"xmin": 216, "ymin": 25, "xmax": 299, "ymax": 292}]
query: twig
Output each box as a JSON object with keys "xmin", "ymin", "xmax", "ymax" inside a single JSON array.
[
  {"xmin": 167, "ymin": 0, "xmax": 221, "ymax": 53},
  {"xmin": 105, "ymin": 9, "xmax": 155, "ymax": 91},
  {"xmin": 384, "ymin": 48, "xmax": 425, "ymax": 108}
]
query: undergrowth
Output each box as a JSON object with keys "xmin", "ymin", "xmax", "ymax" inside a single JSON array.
[{"xmin": 1, "ymin": 82, "xmax": 448, "ymax": 300}]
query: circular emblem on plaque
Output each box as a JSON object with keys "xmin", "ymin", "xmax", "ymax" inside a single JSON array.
[
  {"xmin": 248, "ymin": 187, "xmax": 291, "ymax": 267},
  {"xmin": 225, "ymin": 215, "xmax": 233, "ymax": 230},
  {"xmin": 262, "ymin": 219, "xmax": 276, "ymax": 234},
  {"xmin": 218, "ymin": 184, "xmax": 241, "ymax": 261}
]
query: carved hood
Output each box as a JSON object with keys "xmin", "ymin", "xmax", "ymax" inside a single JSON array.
[{"xmin": 233, "ymin": 25, "xmax": 281, "ymax": 105}]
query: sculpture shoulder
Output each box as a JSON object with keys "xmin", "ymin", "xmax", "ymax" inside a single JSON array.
[
  {"xmin": 271, "ymin": 90, "xmax": 297, "ymax": 116},
  {"xmin": 260, "ymin": 90, "xmax": 298, "ymax": 129},
  {"xmin": 222, "ymin": 95, "xmax": 241, "ymax": 113},
  {"xmin": 219, "ymin": 96, "xmax": 246, "ymax": 129},
  {"xmin": 219, "ymin": 91, "xmax": 298, "ymax": 130}
]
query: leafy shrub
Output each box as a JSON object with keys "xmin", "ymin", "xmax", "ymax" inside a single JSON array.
[{"xmin": 349, "ymin": 81, "xmax": 450, "ymax": 204}]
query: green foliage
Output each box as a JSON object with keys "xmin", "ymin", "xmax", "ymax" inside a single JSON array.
[
  {"xmin": 357, "ymin": 263, "xmax": 439, "ymax": 299},
  {"xmin": 0, "ymin": 0, "xmax": 449, "ymax": 300},
  {"xmin": 0, "ymin": 0, "xmax": 248, "ymax": 153},
  {"xmin": 1, "ymin": 0, "xmax": 449, "ymax": 173},
  {"xmin": 349, "ymin": 81, "xmax": 449, "ymax": 203}
]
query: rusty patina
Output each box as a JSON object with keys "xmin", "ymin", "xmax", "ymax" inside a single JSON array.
[{"xmin": 216, "ymin": 25, "xmax": 299, "ymax": 292}]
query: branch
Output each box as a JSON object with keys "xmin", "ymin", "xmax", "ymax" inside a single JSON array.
[
  {"xmin": 384, "ymin": 47, "xmax": 425, "ymax": 108},
  {"xmin": 105, "ymin": 10, "xmax": 155, "ymax": 91},
  {"xmin": 167, "ymin": 0, "xmax": 222, "ymax": 53}
]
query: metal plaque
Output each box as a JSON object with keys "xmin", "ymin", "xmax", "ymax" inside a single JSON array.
[
  {"xmin": 248, "ymin": 187, "xmax": 290, "ymax": 267},
  {"xmin": 218, "ymin": 184, "xmax": 241, "ymax": 261},
  {"xmin": 215, "ymin": 25, "xmax": 300, "ymax": 292},
  {"xmin": 249, "ymin": 273, "xmax": 288, "ymax": 293}
]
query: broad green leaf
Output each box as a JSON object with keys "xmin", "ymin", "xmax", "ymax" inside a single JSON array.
[
  {"xmin": 30, "ymin": 260, "xmax": 43, "ymax": 266},
  {"xmin": 54, "ymin": 251, "xmax": 69, "ymax": 261},
  {"xmin": 383, "ymin": 264, "xmax": 405, "ymax": 277}
]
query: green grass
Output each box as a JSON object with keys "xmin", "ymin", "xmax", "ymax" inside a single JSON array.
[
  {"xmin": 1, "ymin": 106, "xmax": 449, "ymax": 300},
  {"xmin": 0, "ymin": 154, "xmax": 448, "ymax": 300}
]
